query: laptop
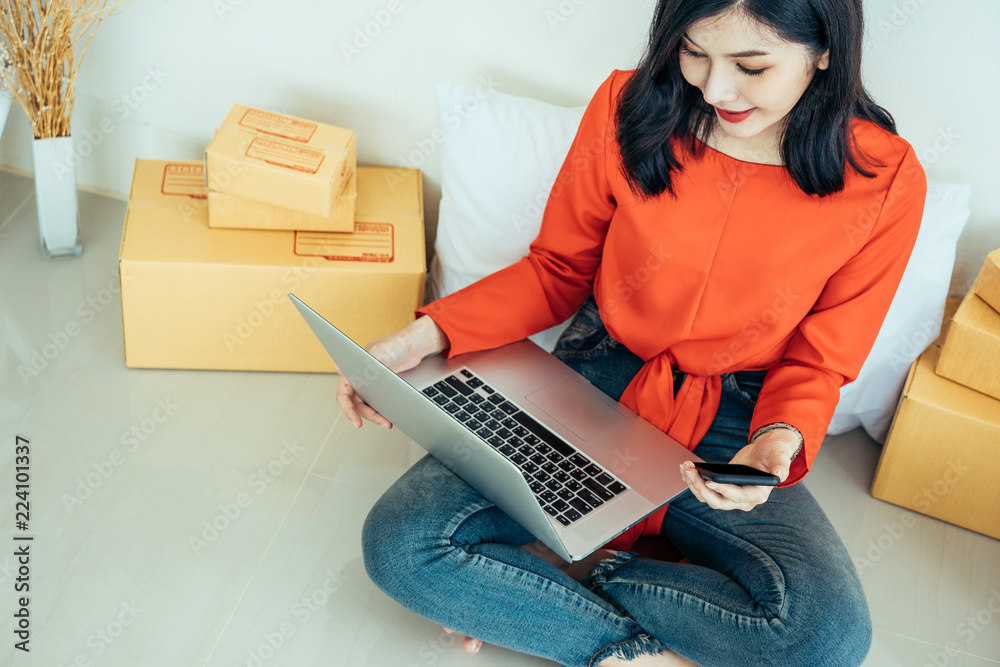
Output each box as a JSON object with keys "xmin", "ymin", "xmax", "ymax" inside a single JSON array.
[{"xmin": 290, "ymin": 294, "xmax": 700, "ymax": 562}]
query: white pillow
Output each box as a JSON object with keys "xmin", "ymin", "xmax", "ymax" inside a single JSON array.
[
  {"xmin": 827, "ymin": 180, "xmax": 972, "ymax": 442},
  {"xmin": 428, "ymin": 79, "xmax": 585, "ymax": 351},
  {"xmin": 429, "ymin": 79, "xmax": 972, "ymax": 439}
]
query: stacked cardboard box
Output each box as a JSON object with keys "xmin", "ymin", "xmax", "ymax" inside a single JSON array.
[
  {"xmin": 872, "ymin": 251, "xmax": 1000, "ymax": 540},
  {"xmin": 118, "ymin": 105, "xmax": 425, "ymax": 372}
]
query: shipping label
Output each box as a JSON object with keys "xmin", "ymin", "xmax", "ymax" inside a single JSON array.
[
  {"xmin": 239, "ymin": 108, "xmax": 317, "ymax": 143},
  {"xmin": 245, "ymin": 137, "xmax": 325, "ymax": 174},
  {"xmin": 161, "ymin": 163, "xmax": 207, "ymax": 198},
  {"xmin": 294, "ymin": 223, "xmax": 395, "ymax": 263}
]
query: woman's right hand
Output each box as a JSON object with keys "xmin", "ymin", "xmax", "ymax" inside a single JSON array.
[{"xmin": 335, "ymin": 315, "xmax": 449, "ymax": 429}]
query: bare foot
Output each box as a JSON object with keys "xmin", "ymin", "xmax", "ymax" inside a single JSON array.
[
  {"xmin": 598, "ymin": 649, "xmax": 699, "ymax": 666},
  {"xmin": 443, "ymin": 627, "xmax": 483, "ymax": 654}
]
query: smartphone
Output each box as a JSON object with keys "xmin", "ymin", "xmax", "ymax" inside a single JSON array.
[{"xmin": 693, "ymin": 462, "xmax": 780, "ymax": 486}]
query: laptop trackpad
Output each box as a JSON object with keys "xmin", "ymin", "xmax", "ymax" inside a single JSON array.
[{"xmin": 524, "ymin": 376, "xmax": 625, "ymax": 442}]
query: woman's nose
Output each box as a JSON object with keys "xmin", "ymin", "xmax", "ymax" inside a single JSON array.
[{"xmin": 702, "ymin": 65, "xmax": 740, "ymax": 106}]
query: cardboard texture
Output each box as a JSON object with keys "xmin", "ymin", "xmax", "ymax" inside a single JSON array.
[
  {"xmin": 207, "ymin": 169, "xmax": 357, "ymax": 233},
  {"xmin": 872, "ymin": 341, "xmax": 1000, "ymax": 540},
  {"xmin": 204, "ymin": 105, "xmax": 356, "ymax": 229},
  {"xmin": 119, "ymin": 160, "xmax": 425, "ymax": 372},
  {"xmin": 973, "ymin": 248, "xmax": 1000, "ymax": 314},
  {"xmin": 936, "ymin": 291, "xmax": 1000, "ymax": 400}
]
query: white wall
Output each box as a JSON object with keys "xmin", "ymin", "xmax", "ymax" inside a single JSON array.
[{"xmin": 1, "ymin": 0, "xmax": 996, "ymax": 295}]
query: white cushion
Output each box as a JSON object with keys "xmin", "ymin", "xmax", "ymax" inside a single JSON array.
[
  {"xmin": 429, "ymin": 79, "xmax": 972, "ymax": 439},
  {"xmin": 429, "ymin": 79, "xmax": 584, "ymax": 351}
]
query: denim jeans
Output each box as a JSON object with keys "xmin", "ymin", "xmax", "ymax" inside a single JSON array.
[{"xmin": 362, "ymin": 298, "xmax": 872, "ymax": 666}]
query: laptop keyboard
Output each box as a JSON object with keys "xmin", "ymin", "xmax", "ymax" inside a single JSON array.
[{"xmin": 420, "ymin": 368, "xmax": 628, "ymax": 527}]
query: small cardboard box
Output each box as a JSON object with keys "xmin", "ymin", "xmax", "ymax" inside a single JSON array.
[
  {"xmin": 204, "ymin": 105, "xmax": 356, "ymax": 230},
  {"xmin": 871, "ymin": 342, "xmax": 1000, "ymax": 540},
  {"xmin": 973, "ymin": 248, "xmax": 1000, "ymax": 314},
  {"xmin": 119, "ymin": 160, "xmax": 424, "ymax": 372},
  {"xmin": 207, "ymin": 169, "xmax": 357, "ymax": 233},
  {"xmin": 936, "ymin": 291, "xmax": 1000, "ymax": 400}
]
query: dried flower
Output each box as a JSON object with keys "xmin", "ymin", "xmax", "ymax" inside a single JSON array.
[{"xmin": 0, "ymin": 1, "xmax": 131, "ymax": 138}]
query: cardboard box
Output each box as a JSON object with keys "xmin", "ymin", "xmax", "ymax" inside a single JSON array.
[
  {"xmin": 119, "ymin": 160, "xmax": 425, "ymax": 372},
  {"xmin": 973, "ymin": 248, "xmax": 1000, "ymax": 314},
  {"xmin": 204, "ymin": 105, "xmax": 356, "ymax": 230},
  {"xmin": 936, "ymin": 291, "xmax": 1000, "ymax": 400},
  {"xmin": 872, "ymin": 343, "xmax": 1000, "ymax": 540},
  {"xmin": 207, "ymin": 169, "xmax": 357, "ymax": 233}
]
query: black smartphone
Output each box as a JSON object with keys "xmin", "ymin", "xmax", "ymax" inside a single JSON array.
[{"xmin": 693, "ymin": 462, "xmax": 780, "ymax": 486}]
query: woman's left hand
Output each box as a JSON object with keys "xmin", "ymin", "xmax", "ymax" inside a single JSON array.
[{"xmin": 679, "ymin": 428, "xmax": 801, "ymax": 511}]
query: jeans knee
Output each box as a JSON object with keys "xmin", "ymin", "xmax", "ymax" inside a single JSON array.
[{"xmin": 781, "ymin": 589, "xmax": 872, "ymax": 666}]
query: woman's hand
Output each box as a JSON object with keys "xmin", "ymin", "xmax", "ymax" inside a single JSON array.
[
  {"xmin": 334, "ymin": 315, "xmax": 449, "ymax": 429},
  {"xmin": 679, "ymin": 427, "xmax": 801, "ymax": 511}
]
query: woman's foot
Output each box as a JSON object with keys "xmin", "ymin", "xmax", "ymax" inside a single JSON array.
[
  {"xmin": 443, "ymin": 627, "xmax": 483, "ymax": 654},
  {"xmin": 598, "ymin": 649, "xmax": 699, "ymax": 666}
]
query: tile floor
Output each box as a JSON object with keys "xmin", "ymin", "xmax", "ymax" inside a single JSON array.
[{"xmin": 1, "ymin": 168, "xmax": 998, "ymax": 666}]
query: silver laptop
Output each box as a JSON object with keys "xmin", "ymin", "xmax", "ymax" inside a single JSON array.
[{"xmin": 290, "ymin": 294, "xmax": 700, "ymax": 562}]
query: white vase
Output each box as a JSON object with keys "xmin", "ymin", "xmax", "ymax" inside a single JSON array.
[
  {"xmin": 0, "ymin": 85, "xmax": 12, "ymax": 142},
  {"xmin": 32, "ymin": 136, "xmax": 82, "ymax": 259}
]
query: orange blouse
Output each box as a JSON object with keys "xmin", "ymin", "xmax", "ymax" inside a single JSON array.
[{"xmin": 417, "ymin": 69, "xmax": 925, "ymax": 544}]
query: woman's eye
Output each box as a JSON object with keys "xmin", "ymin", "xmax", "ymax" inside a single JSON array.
[
  {"xmin": 737, "ymin": 64, "xmax": 766, "ymax": 77},
  {"xmin": 680, "ymin": 46, "xmax": 703, "ymax": 58}
]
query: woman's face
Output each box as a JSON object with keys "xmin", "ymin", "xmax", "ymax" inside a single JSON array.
[{"xmin": 678, "ymin": 9, "xmax": 829, "ymax": 147}]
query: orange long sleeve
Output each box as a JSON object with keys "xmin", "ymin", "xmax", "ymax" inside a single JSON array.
[{"xmin": 417, "ymin": 70, "xmax": 925, "ymax": 519}]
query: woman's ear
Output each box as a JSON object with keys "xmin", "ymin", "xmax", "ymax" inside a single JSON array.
[{"xmin": 817, "ymin": 48, "xmax": 831, "ymax": 70}]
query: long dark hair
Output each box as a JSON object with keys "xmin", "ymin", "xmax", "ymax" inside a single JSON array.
[{"xmin": 617, "ymin": 0, "xmax": 896, "ymax": 198}]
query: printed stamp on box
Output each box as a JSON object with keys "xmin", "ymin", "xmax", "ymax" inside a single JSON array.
[
  {"xmin": 246, "ymin": 137, "xmax": 325, "ymax": 174},
  {"xmin": 239, "ymin": 108, "xmax": 317, "ymax": 143},
  {"xmin": 294, "ymin": 224, "xmax": 394, "ymax": 262},
  {"xmin": 161, "ymin": 163, "xmax": 207, "ymax": 198}
]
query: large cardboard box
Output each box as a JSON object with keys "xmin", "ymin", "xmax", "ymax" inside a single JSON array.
[
  {"xmin": 119, "ymin": 160, "xmax": 424, "ymax": 372},
  {"xmin": 871, "ymin": 342, "xmax": 1000, "ymax": 540},
  {"xmin": 936, "ymin": 291, "xmax": 1000, "ymax": 400},
  {"xmin": 972, "ymin": 248, "xmax": 1000, "ymax": 314},
  {"xmin": 204, "ymin": 105, "xmax": 356, "ymax": 231}
]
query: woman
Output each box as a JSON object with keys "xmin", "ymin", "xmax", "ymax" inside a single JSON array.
[{"xmin": 340, "ymin": 0, "xmax": 925, "ymax": 664}]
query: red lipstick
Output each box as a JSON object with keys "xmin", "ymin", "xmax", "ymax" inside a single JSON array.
[{"xmin": 715, "ymin": 107, "xmax": 755, "ymax": 123}]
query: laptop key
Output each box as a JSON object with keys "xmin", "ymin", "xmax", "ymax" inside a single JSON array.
[
  {"xmin": 485, "ymin": 419, "xmax": 502, "ymax": 431},
  {"xmin": 466, "ymin": 419, "xmax": 482, "ymax": 430},
  {"xmin": 498, "ymin": 444, "xmax": 516, "ymax": 456},
  {"xmin": 502, "ymin": 417, "xmax": 518, "ymax": 429},
  {"xmin": 570, "ymin": 454, "xmax": 591, "ymax": 468},
  {"xmin": 552, "ymin": 499, "xmax": 570, "ymax": 512},
  {"xmin": 569, "ymin": 497, "xmax": 594, "ymax": 515},
  {"xmin": 545, "ymin": 480, "xmax": 561, "ymax": 493},
  {"xmin": 433, "ymin": 395, "xmax": 450, "ymax": 406},
  {"xmin": 496, "ymin": 428, "xmax": 512, "ymax": 439},
  {"xmin": 553, "ymin": 471, "xmax": 570, "ymax": 484},
  {"xmin": 422, "ymin": 386, "xmax": 439, "ymax": 397},
  {"xmin": 569, "ymin": 469, "xmax": 588, "ymax": 482},
  {"xmin": 455, "ymin": 411, "xmax": 472, "ymax": 422},
  {"xmin": 557, "ymin": 488, "xmax": 574, "ymax": 501},
  {"xmin": 469, "ymin": 394, "xmax": 485, "ymax": 404},
  {"xmin": 543, "ymin": 504, "xmax": 560, "ymax": 517},
  {"xmin": 522, "ymin": 461, "xmax": 539, "ymax": 474},
  {"xmin": 585, "ymin": 464, "xmax": 603, "ymax": 477},
  {"xmin": 445, "ymin": 376, "xmax": 473, "ymax": 396},
  {"xmin": 525, "ymin": 435, "xmax": 540, "ymax": 446},
  {"xmin": 477, "ymin": 427, "xmax": 492, "ymax": 439},
  {"xmin": 488, "ymin": 393, "xmax": 505, "ymax": 405},
  {"xmin": 555, "ymin": 514, "xmax": 573, "ymax": 527},
  {"xmin": 583, "ymin": 478, "xmax": 615, "ymax": 501},
  {"xmin": 558, "ymin": 460, "xmax": 575, "ymax": 472},
  {"xmin": 563, "ymin": 508, "xmax": 582, "ymax": 522},
  {"xmin": 488, "ymin": 436, "xmax": 505, "ymax": 448},
  {"xmin": 596, "ymin": 473, "xmax": 615, "ymax": 486},
  {"xmin": 565, "ymin": 479, "xmax": 583, "ymax": 492},
  {"xmin": 453, "ymin": 395, "xmax": 469, "ymax": 406},
  {"xmin": 579, "ymin": 489, "xmax": 604, "ymax": 507},
  {"xmin": 498, "ymin": 401, "xmax": 519, "ymax": 415},
  {"xmin": 510, "ymin": 453, "xmax": 528, "ymax": 466},
  {"xmin": 608, "ymin": 481, "xmax": 627, "ymax": 495},
  {"xmin": 434, "ymin": 381, "xmax": 457, "ymax": 397},
  {"xmin": 529, "ymin": 481, "xmax": 544, "ymax": 494},
  {"xmin": 443, "ymin": 402, "xmax": 461, "ymax": 414},
  {"xmin": 461, "ymin": 369, "xmax": 474, "ymax": 378},
  {"xmin": 540, "ymin": 490, "xmax": 557, "ymax": 503}
]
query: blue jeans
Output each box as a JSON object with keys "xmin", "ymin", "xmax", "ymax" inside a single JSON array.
[{"xmin": 362, "ymin": 298, "xmax": 872, "ymax": 666}]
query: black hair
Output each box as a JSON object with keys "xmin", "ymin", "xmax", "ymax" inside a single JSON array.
[{"xmin": 616, "ymin": 0, "xmax": 896, "ymax": 198}]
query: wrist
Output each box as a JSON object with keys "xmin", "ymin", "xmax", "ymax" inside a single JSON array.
[
  {"xmin": 409, "ymin": 315, "xmax": 449, "ymax": 358},
  {"xmin": 750, "ymin": 423, "xmax": 803, "ymax": 461}
]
